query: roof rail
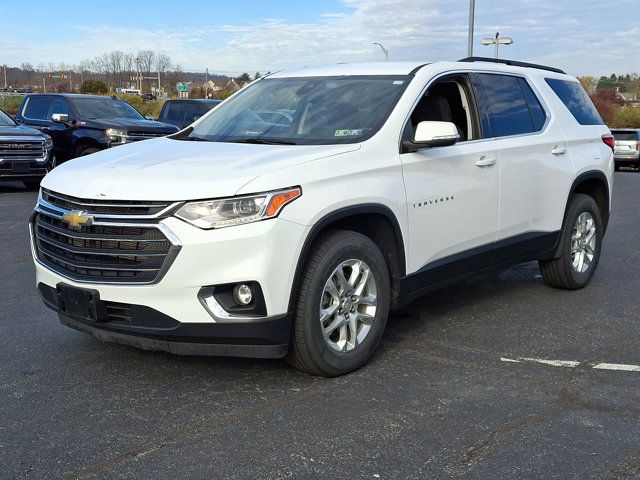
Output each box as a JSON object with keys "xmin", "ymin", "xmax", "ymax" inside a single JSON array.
[{"xmin": 458, "ymin": 57, "xmax": 566, "ymax": 75}]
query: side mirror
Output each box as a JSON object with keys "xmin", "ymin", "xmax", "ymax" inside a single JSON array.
[
  {"xmin": 403, "ymin": 121, "xmax": 460, "ymax": 153},
  {"xmin": 51, "ymin": 113, "xmax": 70, "ymax": 123}
]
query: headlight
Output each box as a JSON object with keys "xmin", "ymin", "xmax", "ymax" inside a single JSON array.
[
  {"xmin": 44, "ymin": 137, "xmax": 53, "ymax": 150},
  {"xmin": 106, "ymin": 128, "xmax": 128, "ymax": 143},
  {"xmin": 175, "ymin": 187, "xmax": 301, "ymax": 229}
]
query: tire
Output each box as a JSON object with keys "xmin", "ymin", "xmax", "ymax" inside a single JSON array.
[
  {"xmin": 23, "ymin": 179, "xmax": 41, "ymax": 190},
  {"xmin": 78, "ymin": 147, "xmax": 100, "ymax": 157},
  {"xmin": 287, "ymin": 230, "xmax": 391, "ymax": 377},
  {"xmin": 539, "ymin": 194, "xmax": 602, "ymax": 290}
]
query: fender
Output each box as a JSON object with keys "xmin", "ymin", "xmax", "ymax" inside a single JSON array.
[
  {"xmin": 567, "ymin": 169, "xmax": 611, "ymax": 229},
  {"xmin": 286, "ymin": 204, "xmax": 406, "ymax": 312}
]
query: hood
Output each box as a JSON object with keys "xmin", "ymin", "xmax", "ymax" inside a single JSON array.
[
  {"xmin": 0, "ymin": 123, "xmax": 46, "ymax": 139},
  {"xmin": 82, "ymin": 117, "xmax": 178, "ymax": 133},
  {"xmin": 42, "ymin": 137, "xmax": 359, "ymax": 201}
]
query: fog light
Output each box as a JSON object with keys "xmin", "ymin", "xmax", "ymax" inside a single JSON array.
[{"xmin": 233, "ymin": 284, "xmax": 253, "ymax": 305}]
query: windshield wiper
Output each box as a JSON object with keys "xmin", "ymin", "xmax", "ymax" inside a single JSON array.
[{"xmin": 230, "ymin": 137, "xmax": 297, "ymax": 145}]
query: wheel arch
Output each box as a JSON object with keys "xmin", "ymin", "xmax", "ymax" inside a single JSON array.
[
  {"xmin": 568, "ymin": 170, "xmax": 610, "ymax": 233},
  {"xmin": 287, "ymin": 204, "xmax": 407, "ymax": 312}
]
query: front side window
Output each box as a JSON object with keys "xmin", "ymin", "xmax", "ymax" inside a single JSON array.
[
  {"xmin": 545, "ymin": 78, "xmax": 603, "ymax": 126},
  {"xmin": 48, "ymin": 99, "xmax": 70, "ymax": 117},
  {"xmin": 472, "ymin": 73, "xmax": 535, "ymax": 138},
  {"xmin": 187, "ymin": 76, "xmax": 411, "ymax": 145},
  {"xmin": 24, "ymin": 96, "xmax": 53, "ymax": 120},
  {"xmin": 71, "ymin": 98, "xmax": 144, "ymax": 120}
]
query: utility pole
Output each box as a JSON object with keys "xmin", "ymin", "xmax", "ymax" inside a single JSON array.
[
  {"xmin": 3, "ymin": 65, "xmax": 7, "ymax": 89},
  {"xmin": 467, "ymin": 0, "xmax": 475, "ymax": 57},
  {"xmin": 42, "ymin": 76, "xmax": 46, "ymax": 93},
  {"xmin": 205, "ymin": 67, "xmax": 209, "ymax": 98}
]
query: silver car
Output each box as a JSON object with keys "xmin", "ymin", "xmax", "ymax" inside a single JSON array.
[{"xmin": 612, "ymin": 128, "xmax": 640, "ymax": 171}]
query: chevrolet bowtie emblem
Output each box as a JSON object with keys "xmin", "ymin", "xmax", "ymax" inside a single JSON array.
[{"xmin": 62, "ymin": 210, "xmax": 94, "ymax": 230}]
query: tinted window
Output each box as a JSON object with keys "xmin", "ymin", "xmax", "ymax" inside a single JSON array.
[
  {"xmin": 473, "ymin": 74, "xmax": 534, "ymax": 137},
  {"xmin": 545, "ymin": 78, "xmax": 603, "ymax": 125},
  {"xmin": 186, "ymin": 103, "xmax": 211, "ymax": 122},
  {"xmin": 518, "ymin": 78, "xmax": 547, "ymax": 131},
  {"xmin": 24, "ymin": 96, "xmax": 53, "ymax": 120},
  {"xmin": 166, "ymin": 102, "xmax": 187, "ymax": 121},
  {"xmin": 71, "ymin": 98, "xmax": 144, "ymax": 120},
  {"xmin": 0, "ymin": 109, "xmax": 15, "ymax": 126},
  {"xmin": 49, "ymin": 98, "xmax": 70, "ymax": 117},
  {"xmin": 612, "ymin": 130, "xmax": 639, "ymax": 141}
]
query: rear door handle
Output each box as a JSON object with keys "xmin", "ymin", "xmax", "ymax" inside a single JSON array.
[
  {"xmin": 475, "ymin": 157, "xmax": 496, "ymax": 167},
  {"xmin": 551, "ymin": 146, "xmax": 566, "ymax": 155}
]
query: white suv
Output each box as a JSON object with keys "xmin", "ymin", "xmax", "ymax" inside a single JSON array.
[{"xmin": 31, "ymin": 57, "xmax": 614, "ymax": 376}]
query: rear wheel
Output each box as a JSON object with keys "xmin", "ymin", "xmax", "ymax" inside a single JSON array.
[
  {"xmin": 78, "ymin": 147, "xmax": 100, "ymax": 157},
  {"xmin": 287, "ymin": 230, "xmax": 391, "ymax": 376},
  {"xmin": 539, "ymin": 194, "xmax": 602, "ymax": 290}
]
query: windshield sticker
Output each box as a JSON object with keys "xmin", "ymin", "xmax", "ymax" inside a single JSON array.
[
  {"xmin": 335, "ymin": 129, "xmax": 363, "ymax": 137},
  {"xmin": 393, "ymin": 80, "xmax": 405, "ymax": 85}
]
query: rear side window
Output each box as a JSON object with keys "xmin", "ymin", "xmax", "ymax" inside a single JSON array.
[
  {"xmin": 612, "ymin": 130, "xmax": 639, "ymax": 141},
  {"xmin": 23, "ymin": 97, "xmax": 53, "ymax": 120},
  {"xmin": 545, "ymin": 78, "xmax": 603, "ymax": 126},
  {"xmin": 472, "ymin": 73, "xmax": 537, "ymax": 137}
]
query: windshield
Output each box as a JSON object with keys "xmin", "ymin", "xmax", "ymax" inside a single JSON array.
[
  {"xmin": 188, "ymin": 76, "xmax": 411, "ymax": 145},
  {"xmin": 71, "ymin": 98, "xmax": 145, "ymax": 120},
  {"xmin": 0, "ymin": 109, "xmax": 15, "ymax": 126}
]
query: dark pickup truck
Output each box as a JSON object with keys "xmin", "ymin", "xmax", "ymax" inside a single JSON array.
[
  {"xmin": 15, "ymin": 94, "xmax": 179, "ymax": 162},
  {"xmin": 0, "ymin": 108, "xmax": 54, "ymax": 188},
  {"xmin": 157, "ymin": 99, "xmax": 221, "ymax": 129}
]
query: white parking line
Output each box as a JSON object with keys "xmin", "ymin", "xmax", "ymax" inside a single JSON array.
[{"xmin": 500, "ymin": 357, "xmax": 640, "ymax": 372}]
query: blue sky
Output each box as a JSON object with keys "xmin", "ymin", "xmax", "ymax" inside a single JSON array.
[{"xmin": 1, "ymin": 0, "xmax": 638, "ymax": 76}]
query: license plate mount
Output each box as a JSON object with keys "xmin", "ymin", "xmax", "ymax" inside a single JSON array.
[{"xmin": 56, "ymin": 284, "xmax": 107, "ymax": 322}]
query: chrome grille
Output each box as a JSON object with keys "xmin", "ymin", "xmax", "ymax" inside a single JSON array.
[
  {"xmin": 0, "ymin": 140, "xmax": 45, "ymax": 161},
  {"xmin": 41, "ymin": 188, "xmax": 174, "ymax": 217},
  {"xmin": 32, "ymin": 193, "xmax": 180, "ymax": 284}
]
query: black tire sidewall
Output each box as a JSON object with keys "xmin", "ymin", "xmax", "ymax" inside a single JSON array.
[
  {"xmin": 559, "ymin": 195, "xmax": 603, "ymax": 287},
  {"xmin": 299, "ymin": 232, "xmax": 390, "ymax": 375}
]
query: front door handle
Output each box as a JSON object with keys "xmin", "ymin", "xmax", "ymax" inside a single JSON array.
[
  {"xmin": 475, "ymin": 157, "xmax": 496, "ymax": 168},
  {"xmin": 551, "ymin": 146, "xmax": 566, "ymax": 155}
]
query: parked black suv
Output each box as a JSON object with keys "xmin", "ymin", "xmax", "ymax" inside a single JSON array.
[
  {"xmin": 0, "ymin": 108, "xmax": 54, "ymax": 188},
  {"xmin": 15, "ymin": 94, "xmax": 179, "ymax": 161},
  {"xmin": 157, "ymin": 99, "xmax": 221, "ymax": 129}
]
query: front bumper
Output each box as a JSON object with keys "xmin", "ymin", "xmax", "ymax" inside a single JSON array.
[
  {"xmin": 0, "ymin": 156, "xmax": 53, "ymax": 180},
  {"xmin": 38, "ymin": 284, "xmax": 291, "ymax": 358},
  {"xmin": 33, "ymin": 215, "xmax": 309, "ymax": 358}
]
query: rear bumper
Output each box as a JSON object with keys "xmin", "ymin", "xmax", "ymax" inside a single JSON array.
[{"xmin": 38, "ymin": 283, "xmax": 292, "ymax": 358}]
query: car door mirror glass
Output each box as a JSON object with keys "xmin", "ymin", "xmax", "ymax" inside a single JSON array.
[{"xmin": 51, "ymin": 113, "xmax": 70, "ymax": 123}]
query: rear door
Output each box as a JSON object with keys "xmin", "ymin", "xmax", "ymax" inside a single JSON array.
[{"xmin": 471, "ymin": 73, "xmax": 572, "ymax": 254}]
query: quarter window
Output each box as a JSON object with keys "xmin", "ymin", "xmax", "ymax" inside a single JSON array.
[
  {"xmin": 518, "ymin": 78, "xmax": 547, "ymax": 131},
  {"xmin": 545, "ymin": 78, "xmax": 604, "ymax": 126}
]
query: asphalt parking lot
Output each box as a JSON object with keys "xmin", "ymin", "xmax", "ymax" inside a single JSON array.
[{"xmin": 1, "ymin": 172, "xmax": 639, "ymax": 480}]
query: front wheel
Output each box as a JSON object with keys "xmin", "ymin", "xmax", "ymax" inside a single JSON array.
[
  {"xmin": 287, "ymin": 230, "xmax": 391, "ymax": 376},
  {"xmin": 539, "ymin": 194, "xmax": 602, "ymax": 290}
]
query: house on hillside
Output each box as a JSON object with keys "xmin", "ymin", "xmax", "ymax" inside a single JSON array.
[
  {"xmin": 616, "ymin": 90, "xmax": 640, "ymax": 108},
  {"xmin": 226, "ymin": 79, "xmax": 240, "ymax": 92}
]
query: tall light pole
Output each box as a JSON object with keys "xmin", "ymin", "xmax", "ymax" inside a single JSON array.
[
  {"xmin": 373, "ymin": 42, "xmax": 389, "ymax": 62},
  {"xmin": 468, "ymin": 0, "xmax": 475, "ymax": 57},
  {"xmin": 3, "ymin": 65, "xmax": 7, "ymax": 89},
  {"xmin": 481, "ymin": 32, "xmax": 513, "ymax": 58}
]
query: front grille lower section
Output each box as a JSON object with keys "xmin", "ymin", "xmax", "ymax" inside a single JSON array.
[
  {"xmin": 0, "ymin": 140, "xmax": 45, "ymax": 161},
  {"xmin": 32, "ymin": 199, "xmax": 179, "ymax": 284}
]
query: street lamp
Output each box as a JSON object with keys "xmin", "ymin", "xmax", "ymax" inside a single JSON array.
[
  {"xmin": 373, "ymin": 42, "xmax": 389, "ymax": 62},
  {"xmin": 481, "ymin": 32, "xmax": 513, "ymax": 59},
  {"xmin": 468, "ymin": 0, "xmax": 475, "ymax": 57}
]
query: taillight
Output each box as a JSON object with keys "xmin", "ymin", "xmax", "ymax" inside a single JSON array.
[{"xmin": 601, "ymin": 134, "xmax": 615, "ymax": 152}]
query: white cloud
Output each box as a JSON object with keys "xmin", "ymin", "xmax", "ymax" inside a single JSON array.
[{"xmin": 0, "ymin": 0, "xmax": 638, "ymax": 76}]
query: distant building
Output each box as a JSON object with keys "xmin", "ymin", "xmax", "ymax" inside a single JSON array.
[
  {"xmin": 203, "ymin": 80, "xmax": 222, "ymax": 92},
  {"xmin": 616, "ymin": 90, "xmax": 640, "ymax": 108},
  {"xmin": 226, "ymin": 79, "xmax": 240, "ymax": 92}
]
